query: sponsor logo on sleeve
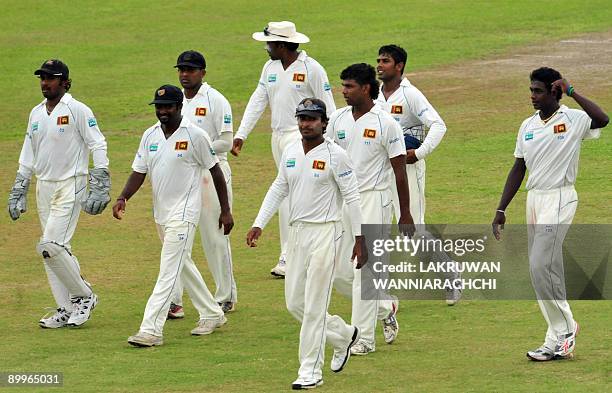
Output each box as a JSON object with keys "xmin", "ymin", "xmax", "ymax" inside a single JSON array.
[
  {"xmin": 323, "ymin": 82, "xmax": 331, "ymax": 91},
  {"xmin": 363, "ymin": 128, "xmax": 377, "ymax": 138},
  {"xmin": 293, "ymin": 73, "xmax": 306, "ymax": 82},
  {"xmin": 417, "ymin": 108, "xmax": 429, "ymax": 117},
  {"xmin": 553, "ymin": 123, "xmax": 566, "ymax": 134},
  {"xmin": 525, "ymin": 131, "xmax": 533, "ymax": 141},
  {"xmin": 195, "ymin": 107, "xmax": 207, "ymax": 116},
  {"xmin": 175, "ymin": 141, "xmax": 189, "ymax": 150},
  {"xmin": 268, "ymin": 74, "xmax": 277, "ymax": 83},
  {"xmin": 338, "ymin": 169, "xmax": 352, "ymax": 178},
  {"xmin": 312, "ymin": 160, "xmax": 326, "ymax": 170},
  {"xmin": 209, "ymin": 147, "xmax": 216, "ymax": 156},
  {"xmin": 286, "ymin": 158, "xmax": 296, "ymax": 168},
  {"xmin": 337, "ymin": 130, "xmax": 346, "ymax": 140},
  {"xmin": 149, "ymin": 143, "xmax": 158, "ymax": 152},
  {"xmin": 223, "ymin": 114, "xmax": 232, "ymax": 124},
  {"xmin": 88, "ymin": 117, "xmax": 97, "ymax": 127},
  {"xmin": 57, "ymin": 115, "xmax": 69, "ymax": 125},
  {"xmin": 31, "ymin": 122, "xmax": 39, "ymax": 132},
  {"xmin": 391, "ymin": 105, "xmax": 403, "ymax": 114}
]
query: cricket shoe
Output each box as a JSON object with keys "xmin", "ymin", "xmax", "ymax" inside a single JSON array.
[
  {"xmin": 219, "ymin": 302, "xmax": 235, "ymax": 313},
  {"xmin": 67, "ymin": 293, "xmax": 98, "ymax": 327},
  {"xmin": 526, "ymin": 345, "xmax": 555, "ymax": 361},
  {"xmin": 331, "ymin": 326, "xmax": 360, "ymax": 373},
  {"xmin": 270, "ymin": 257, "xmax": 286, "ymax": 278},
  {"xmin": 382, "ymin": 301, "xmax": 399, "ymax": 344},
  {"xmin": 167, "ymin": 303, "xmax": 184, "ymax": 319},
  {"xmin": 39, "ymin": 307, "xmax": 71, "ymax": 329},
  {"xmin": 554, "ymin": 321, "xmax": 579, "ymax": 357},
  {"xmin": 446, "ymin": 270, "xmax": 462, "ymax": 306},
  {"xmin": 191, "ymin": 315, "xmax": 227, "ymax": 335},
  {"xmin": 291, "ymin": 377, "xmax": 323, "ymax": 390},
  {"xmin": 128, "ymin": 332, "xmax": 163, "ymax": 347},
  {"xmin": 350, "ymin": 340, "xmax": 375, "ymax": 356}
]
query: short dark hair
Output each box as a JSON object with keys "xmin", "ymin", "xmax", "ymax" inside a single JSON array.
[
  {"xmin": 530, "ymin": 67, "xmax": 563, "ymax": 100},
  {"xmin": 378, "ymin": 44, "xmax": 407, "ymax": 73},
  {"xmin": 340, "ymin": 63, "xmax": 379, "ymax": 100},
  {"xmin": 279, "ymin": 41, "xmax": 299, "ymax": 51}
]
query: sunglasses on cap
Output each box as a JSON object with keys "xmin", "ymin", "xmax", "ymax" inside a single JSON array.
[{"xmin": 263, "ymin": 26, "xmax": 289, "ymax": 38}]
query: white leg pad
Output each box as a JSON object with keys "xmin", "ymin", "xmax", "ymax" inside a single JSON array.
[{"xmin": 37, "ymin": 241, "xmax": 91, "ymax": 298}]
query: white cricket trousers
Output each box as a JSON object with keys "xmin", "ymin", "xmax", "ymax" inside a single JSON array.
[
  {"xmin": 526, "ymin": 186, "xmax": 578, "ymax": 349},
  {"xmin": 285, "ymin": 221, "xmax": 355, "ymax": 381},
  {"xmin": 140, "ymin": 221, "xmax": 223, "ymax": 337},
  {"xmin": 172, "ymin": 160, "xmax": 237, "ymax": 305},
  {"xmin": 272, "ymin": 130, "xmax": 302, "ymax": 261},
  {"xmin": 333, "ymin": 189, "xmax": 395, "ymax": 348},
  {"xmin": 36, "ymin": 176, "xmax": 92, "ymax": 311},
  {"xmin": 391, "ymin": 160, "xmax": 426, "ymax": 225}
]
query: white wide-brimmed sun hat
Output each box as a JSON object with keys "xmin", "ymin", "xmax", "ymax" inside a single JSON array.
[{"xmin": 252, "ymin": 21, "xmax": 310, "ymax": 44}]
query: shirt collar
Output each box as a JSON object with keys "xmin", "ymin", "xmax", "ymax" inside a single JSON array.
[
  {"xmin": 297, "ymin": 50, "xmax": 308, "ymax": 62},
  {"xmin": 196, "ymin": 82, "xmax": 210, "ymax": 96}
]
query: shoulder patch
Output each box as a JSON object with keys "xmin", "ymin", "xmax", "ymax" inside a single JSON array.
[
  {"xmin": 223, "ymin": 114, "xmax": 232, "ymax": 124},
  {"xmin": 286, "ymin": 158, "xmax": 296, "ymax": 168},
  {"xmin": 87, "ymin": 117, "xmax": 97, "ymax": 127},
  {"xmin": 268, "ymin": 74, "xmax": 277, "ymax": 83},
  {"xmin": 323, "ymin": 82, "xmax": 331, "ymax": 91}
]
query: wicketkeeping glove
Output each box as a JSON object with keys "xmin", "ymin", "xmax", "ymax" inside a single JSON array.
[
  {"xmin": 8, "ymin": 172, "xmax": 30, "ymax": 221},
  {"xmin": 82, "ymin": 168, "xmax": 111, "ymax": 215}
]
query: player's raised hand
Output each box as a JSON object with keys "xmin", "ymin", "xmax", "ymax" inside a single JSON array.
[
  {"xmin": 492, "ymin": 210, "xmax": 506, "ymax": 240},
  {"xmin": 219, "ymin": 211, "xmax": 234, "ymax": 235},
  {"xmin": 551, "ymin": 78, "xmax": 571, "ymax": 97},
  {"xmin": 230, "ymin": 138, "xmax": 243, "ymax": 157},
  {"xmin": 112, "ymin": 198, "xmax": 126, "ymax": 220},
  {"xmin": 352, "ymin": 235, "xmax": 369, "ymax": 269},
  {"xmin": 246, "ymin": 227, "xmax": 262, "ymax": 247}
]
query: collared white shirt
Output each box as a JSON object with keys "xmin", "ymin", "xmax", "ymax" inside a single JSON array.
[
  {"xmin": 236, "ymin": 50, "xmax": 336, "ymax": 138},
  {"xmin": 181, "ymin": 82, "xmax": 233, "ymax": 161},
  {"xmin": 376, "ymin": 77, "xmax": 446, "ymax": 160},
  {"xmin": 18, "ymin": 93, "xmax": 108, "ymax": 181},
  {"xmin": 514, "ymin": 105, "xmax": 600, "ymax": 190},
  {"xmin": 132, "ymin": 117, "xmax": 219, "ymax": 225},
  {"xmin": 253, "ymin": 137, "xmax": 360, "ymax": 228},
  {"xmin": 328, "ymin": 104, "xmax": 406, "ymax": 192}
]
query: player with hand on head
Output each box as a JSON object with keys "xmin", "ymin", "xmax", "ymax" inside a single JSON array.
[
  {"xmin": 9, "ymin": 59, "xmax": 109, "ymax": 329},
  {"xmin": 247, "ymin": 98, "xmax": 363, "ymax": 390},
  {"xmin": 376, "ymin": 44, "xmax": 461, "ymax": 306},
  {"xmin": 329, "ymin": 63, "xmax": 414, "ymax": 355},
  {"xmin": 166, "ymin": 50, "xmax": 238, "ymax": 318},
  {"xmin": 113, "ymin": 85, "xmax": 232, "ymax": 347},
  {"xmin": 234, "ymin": 21, "xmax": 336, "ymax": 278},
  {"xmin": 492, "ymin": 67, "xmax": 608, "ymax": 361}
]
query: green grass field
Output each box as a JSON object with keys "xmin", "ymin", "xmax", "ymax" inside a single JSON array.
[{"xmin": 1, "ymin": 1, "xmax": 611, "ymax": 392}]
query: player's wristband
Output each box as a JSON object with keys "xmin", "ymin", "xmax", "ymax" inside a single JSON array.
[
  {"xmin": 496, "ymin": 209, "xmax": 505, "ymax": 215},
  {"xmin": 116, "ymin": 196, "xmax": 127, "ymax": 202},
  {"xmin": 566, "ymin": 85, "xmax": 575, "ymax": 97}
]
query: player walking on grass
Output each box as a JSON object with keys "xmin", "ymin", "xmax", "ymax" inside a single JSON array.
[
  {"xmin": 247, "ymin": 98, "xmax": 363, "ymax": 390},
  {"xmin": 166, "ymin": 50, "xmax": 238, "ymax": 318},
  {"xmin": 329, "ymin": 63, "xmax": 414, "ymax": 355},
  {"xmin": 492, "ymin": 67, "xmax": 608, "ymax": 361},
  {"xmin": 232, "ymin": 21, "xmax": 336, "ymax": 278},
  {"xmin": 376, "ymin": 44, "xmax": 461, "ymax": 305},
  {"xmin": 9, "ymin": 59, "xmax": 110, "ymax": 329},
  {"xmin": 112, "ymin": 85, "xmax": 233, "ymax": 347}
]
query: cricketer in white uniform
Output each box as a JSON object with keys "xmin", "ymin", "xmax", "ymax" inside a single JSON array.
[
  {"xmin": 112, "ymin": 85, "xmax": 232, "ymax": 347},
  {"xmin": 376, "ymin": 44, "xmax": 461, "ymax": 305},
  {"xmin": 329, "ymin": 63, "xmax": 414, "ymax": 356},
  {"xmin": 493, "ymin": 67, "xmax": 608, "ymax": 362},
  {"xmin": 233, "ymin": 21, "xmax": 336, "ymax": 277},
  {"xmin": 9, "ymin": 59, "xmax": 110, "ymax": 329},
  {"xmin": 247, "ymin": 98, "xmax": 363, "ymax": 390},
  {"xmin": 167, "ymin": 50, "xmax": 237, "ymax": 317}
]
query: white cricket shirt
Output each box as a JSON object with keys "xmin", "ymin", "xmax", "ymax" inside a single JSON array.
[
  {"xmin": 236, "ymin": 50, "xmax": 336, "ymax": 138},
  {"xmin": 18, "ymin": 93, "xmax": 109, "ymax": 181},
  {"xmin": 329, "ymin": 104, "xmax": 406, "ymax": 192},
  {"xmin": 514, "ymin": 105, "xmax": 600, "ymax": 190},
  {"xmin": 181, "ymin": 82, "xmax": 233, "ymax": 161},
  {"xmin": 253, "ymin": 138, "xmax": 361, "ymax": 228},
  {"xmin": 132, "ymin": 117, "xmax": 219, "ymax": 225},
  {"xmin": 376, "ymin": 78, "xmax": 446, "ymax": 160}
]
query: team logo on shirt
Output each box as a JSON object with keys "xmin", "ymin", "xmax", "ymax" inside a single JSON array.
[
  {"xmin": 195, "ymin": 107, "xmax": 207, "ymax": 116},
  {"xmin": 553, "ymin": 123, "xmax": 567, "ymax": 134},
  {"xmin": 57, "ymin": 115, "xmax": 69, "ymax": 125},
  {"xmin": 268, "ymin": 74, "xmax": 277, "ymax": 83},
  {"xmin": 286, "ymin": 158, "xmax": 296, "ymax": 168},
  {"xmin": 88, "ymin": 117, "xmax": 97, "ymax": 127},
  {"xmin": 337, "ymin": 130, "xmax": 346, "ymax": 139},
  {"xmin": 224, "ymin": 114, "xmax": 232, "ymax": 124},
  {"xmin": 293, "ymin": 73, "xmax": 306, "ymax": 82},
  {"xmin": 175, "ymin": 141, "xmax": 189, "ymax": 150},
  {"xmin": 391, "ymin": 105, "xmax": 403, "ymax": 114},
  {"xmin": 312, "ymin": 160, "xmax": 326, "ymax": 170},
  {"xmin": 363, "ymin": 128, "xmax": 377, "ymax": 138}
]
